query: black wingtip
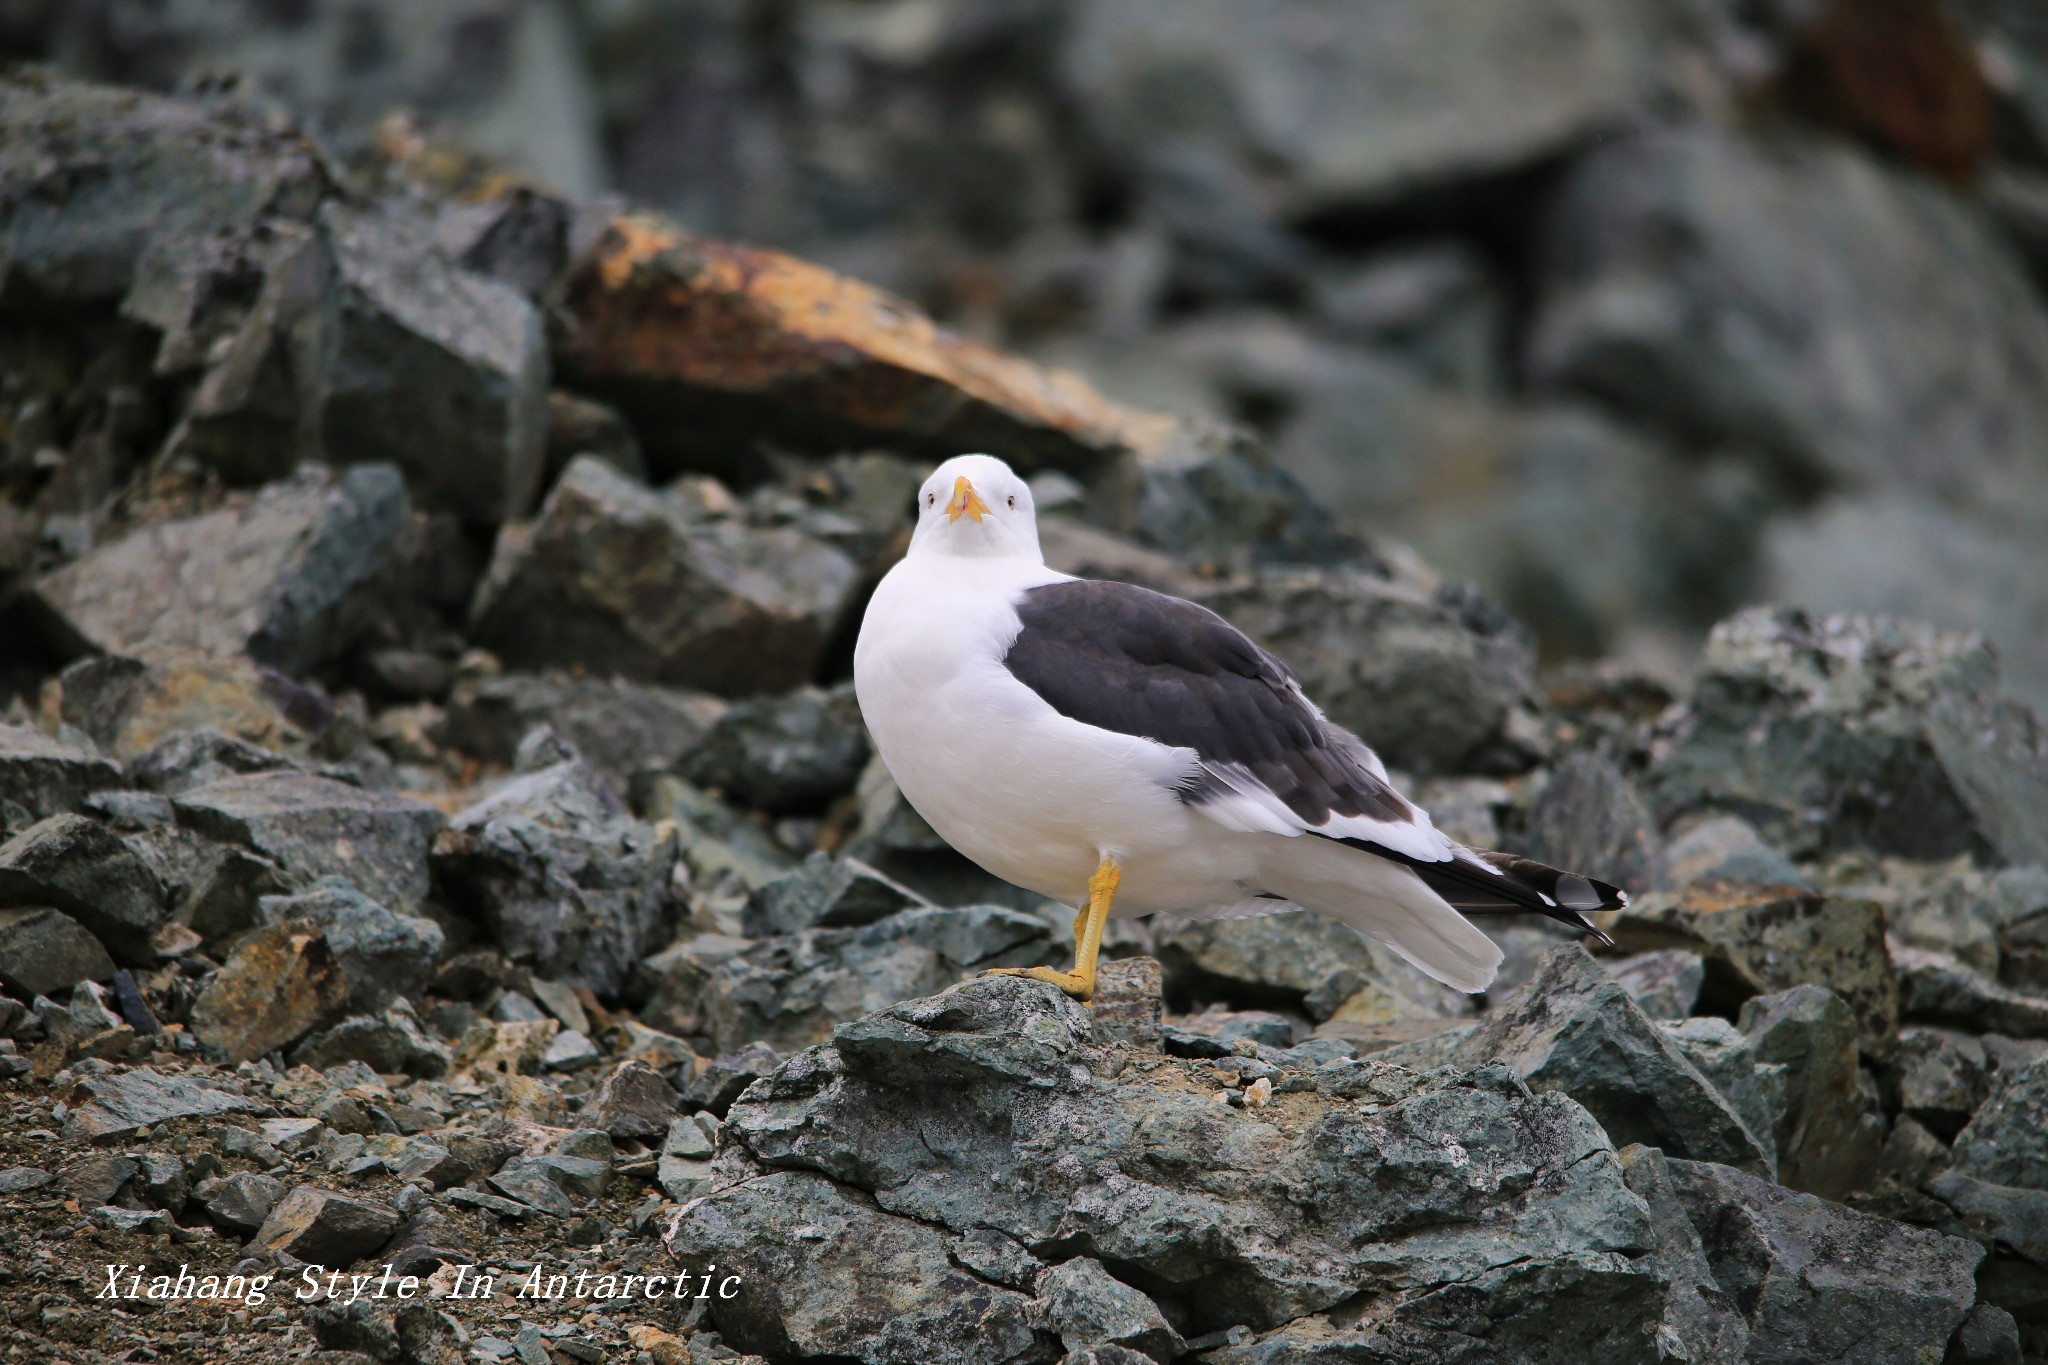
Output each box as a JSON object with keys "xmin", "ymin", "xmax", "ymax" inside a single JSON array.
[{"xmin": 1578, "ymin": 916, "xmax": 1616, "ymax": 948}]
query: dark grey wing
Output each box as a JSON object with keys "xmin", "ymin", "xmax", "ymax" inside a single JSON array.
[
  {"xmin": 1001, "ymin": 578, "xmax": 1419, "ymax": 830},
  {"xmin": 1002, "ymin": 578, "xmax": 1623, "ymax": 935}
]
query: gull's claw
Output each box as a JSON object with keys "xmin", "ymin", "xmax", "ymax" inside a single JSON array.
[{"xmin": 981, "ymin": 965, "xmax": 1094, "ymax": 1004}]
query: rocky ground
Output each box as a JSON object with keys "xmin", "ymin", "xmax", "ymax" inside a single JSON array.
[{"xmin": 6, "ymin": 31, "xmax": 2048, "ymax": 1365}]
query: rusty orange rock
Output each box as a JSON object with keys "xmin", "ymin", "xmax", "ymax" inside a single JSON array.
[
  {"xmin": 560, "ymin": 215, "xmax": 1187, "ymax": 478},
  {"xmin": 188, "ymin": 923, "xmax": 347, "ymax": 1064}
]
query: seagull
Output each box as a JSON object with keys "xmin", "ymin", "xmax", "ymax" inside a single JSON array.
[{"xmin": 853, "ymin": 453, "xmax": 1623, "ymax": 1002}]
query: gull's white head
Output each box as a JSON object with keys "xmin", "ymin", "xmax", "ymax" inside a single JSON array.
[{"xmin": 907, "ymin": 454, "xmax": 1041, "ymax": 562}]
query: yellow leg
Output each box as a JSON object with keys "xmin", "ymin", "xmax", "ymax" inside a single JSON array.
[{"xmin": 986, "ymin": 859, "xmax": 1119, "ymax": 1004}]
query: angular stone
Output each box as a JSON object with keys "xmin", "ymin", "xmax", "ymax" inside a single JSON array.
[
  {"xmin": 0, "ymin": 906, "xmax": 115, "ymax": 998},
  {"xmin": 33, "ymin": 464, "xmax": 411, "ymax": 676},
  {"xmin": 1154, "ymin": 908, "xmax": 1473, "ymax": 1024},
  {"xmin": 1190, "ymin": 570, "xmax": 1539, "ymax": 777},
  {"xmin": 579, "ymin": 1059, "xmax": 681, "ymax": 1141},
  {"xmin": 438, "ymin": 668, "xmax": 727, "ymax": 794},
  {"xmin": 201, "ymin": 1171, "xmax": 287, "ymax": 1235},
  {"xmin": 1033, "ymin": 1257, "xmax": 1182, "ymax": 1362},
  {"xmin": 1894, "ymin": 1027, "xmax": 1991, "ymax": 1141},
  {"xmin": 670, "ymin": 1169, "xmax": 1042, "ymax": 1364},
  {"xmin": 677, "ymin": 683, "xmax": 870, "ymax": 815},
  {"xmin": 1947, "ymin": 1301, "xmax": 2024, "ymax": 1365},
  {"xmin": 1448, "ymin": 943, "xmax": 1773, "ymax": 1175},
  {"xmin": 559, "ymin": 215, "xmax": 1197, "ymax": 480},
  {"xmin": 260, "ymin": 879, "xmax": 442, "ymax": 1013},
  {"xmin": 1736, "ymin": 986, "xmax": 1884, "ymax": 1200},
  {"xmin": 1647, "ymin": 608, "xmax": 2048, "ymax": 866},
  {"xmin": 0, "ymin": 723, "xmax": 123, "ymax": 823},
  {"xmin": 188, "ymin": 922, "xmax": 348, "ymax": 1064},
  {"xmin": 0, "ymin": 816, "xmax": 161, "ymax": 964},
  {"xmin": 57, "ymin": 651, "xmax": 332, "ymax": 764},
  {"xmin": 682, "ymin": 1041, "xmax": 782, "ymax": 1117},
  {"xmin": 1664, "ymin": 815, "xmax": 1807, "ymax": 891},
  {"xmin": 173, "ymin": 771, "xmax": 441, "ymax": 912},
  {"xmin": 1614, "ymin": 879, "xmax": 1898, "ymax": 1056},
  {"xmin": 1607, "ymin": 949, "xmax": 1703, "ymax": 1021},
  {"xmin": 249, "ymin": 1186, "xmax": 401, "ymax": 1266},
  {"xmin": 433, "ymin": 756, "xmax": 678, "ymax": 997},
  {"xmin": 1614, "ymin": 1145, "xmax": 1751, "ymax": 1365},
  {"xmin": 1953, "ymin": 1057, "xmax": 2048, "ymax": 1191},
  {"xmin": 59, "ymin": 1066, "xmax": 253, "ymax": 1143},
  {"xmin": 743, "ymin": 854, "xmax": 934, "ymax": 937},
  {"xmin": 1663, "ymin": 1158, "xmax": 1984, "ymax": 1363},
  {"xmin": 647, "ymin": 904, "xmax": 1054, "ymax": 1055},
  {"xmin": 1522, "ymin": 753, "xmax": 1664, "ymax": 897},
  {"xmin": 289, "ymin": 1010, "xmax": 451, "ymax": 1079},
  {"xmin": 469, "ymin": 456, "xmax": 858, "ymax": 696},
  {"xmin": 1090, "ymin": 957, "xmax": 1165, "ymax": 1054},
  {"xmin": 318, "ymin": 203, "xmax": 549, "ymax": 523}
]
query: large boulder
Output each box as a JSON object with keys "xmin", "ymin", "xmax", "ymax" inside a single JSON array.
[
  {"xmin": 1647, "ymin": 607, "xmax": 2048, "ymax": 866},
  {"xmin": 171, "ymin": 771, "xmax": 442, "ymax": 913},
  {"xmin": 0, "ymin": 724, "xmax": 123, "ymax": 827},
  {"xmin": 469, "ymin": 456, "xmax": 859, "ymax": 696},
  {"xmin": 677, "ymin": 976, "xmax": 1672, "ymax": 1354},
  {"xmin": 0, "ymin": 815, "xmax": 164, "ymax": 964},
  {"xmin": 437, "ymin": 669, "xmax": 727, "ymax": 795},
  {"xmin": 33, "ymin": 464, "xmax": 411, "ymax": 676}
]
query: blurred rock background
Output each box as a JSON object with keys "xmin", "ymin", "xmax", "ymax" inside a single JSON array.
[{"xmin": 12, "ymin": 0, "xmax": 2048, "ymax": 703}]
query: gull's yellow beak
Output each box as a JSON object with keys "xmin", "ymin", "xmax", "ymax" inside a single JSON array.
[{"xmin": 947, "ymin": 475, "xmax": 990, "ymax": 524}]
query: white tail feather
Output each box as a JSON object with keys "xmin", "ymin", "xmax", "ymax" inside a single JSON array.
[{"xmin": 1254, "ymin": 837, "xmax": 1502, "ymax": 993}]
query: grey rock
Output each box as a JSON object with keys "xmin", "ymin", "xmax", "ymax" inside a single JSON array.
[
  {"xmin": 260, "ymin": 879, "xmax": 442, "ymax": 1012},
  {"xmin": 580, "ymin": 1059, "xmax": 681, "ymax": 1141},
  {"xmin": 1897, "ymin": 946, "xmax": 2048, "ymax": 1039},
  {"xmin": 1311, "ymin": 242, "xmax": 1504, "ymax": 391},
  {"xmin": 1448, "ymin": 943, "xmax": 1774, "ymax": 1174},
  {"xmin": 1608, "ymin": 949, "xmax": 1704, "ymax": 1020},
  {"xmin": 1953, "ymin": 1056, "xmax": 2048, "ymax": 1191},
  {"xmin": 1154, "ymin": 908, "xmax": 1473, "ymax": 1024},
  {"xmin": 682, "ymin": 1042, "xmax": 783, "ymax": 1117},
  {"xmin": 647, "ymin": 904, "xmax": 1055, "ymax": 1055},
  {"xmin": 470, "ymin": 456, "xmax": 858, "ymax": 696},
  {"xmin": 1195, "ymin": 569, "xmax": 1538, "ymax": 776},
  {"xmin": 1647, "ymin": 607, "xmax": 2048, "ymax": 866},
  {"xmin": 1661, "ymin": 1018, "xmax": 1787, "ymax": 1170},
  {"xmin": 541, "ymin": 1028, "xmax": 601, "ymax": 1071},
  {"xmin": 438, "ymin": 669, "xmax": 727, "ymax": 794},
  {"xmin": 289, "ymin": 1009, "xmax": 451, "ymax": 1079},
  {"xmin": 1737, "ymin": 986, "xmax": 1885, "ymax": 1200},
  {"xmin": 0, "ymin": 1167, "xmax": 53, "ymax": 1195},
  {"xmin": 1663, "ymin": 1158, "xmax": 1984, "ymax": 1364},
  {"xmin": 319, "ymin": 203, "xmax": 549, "ymax": 523},
  {"xmin": 64, "ymin": 1154, "xmax": 138, "ymax": 1206},
  {"xmin": 33, "ymin": 464, "xmax": 411, "ymax": 676},
  {"xmin": 173, "ymin": 771, "xmax": 442, "ymax": 913},
  {"xmin": 671, "ymin": 1168, "xmax": 1042, "ymax": 1364},
  {"xmin": 1088, "ymin": 957, "xmax": 1164, "ymax": 1053},
  {"xmin": 698, "ymin": 975, "xmax": 1666, "ymax": 1338},
  {"xmin": 0, "ymin": 906, "xmax": 116, "ymax": 998},
  {"xmin": 250, "ymin": 1186, "xmax": 402, "ymax": 1266},
  {"xmin": 0, "ymin": 723, "xmax": 123, "ymax": 824},
  {"xmin": 745, "ymin": 853, "xmax": 935, "ymax": 937},
  {"xmin": 678, "ymin": 684, "xmax": 871, "ymax": 815},
  {"xmin": 488, "ymin": 1153, "xmax": 608, "ymax": 1216},
  {"xmin": 201, "ymin": 1171, "xmax": 288, "ymax": 1235},
  {"xmin": 1033, "ymin": 1257, "xmax": 1182, "ymax": 1362},
  {"xmin": 1066, "ymin": 0, "xmax": 1681, "ymax": 216},
  {"xmin": 1161, "ymin": 1011, "xmax": 1295, "ymax": 1058},
  {"xmin": 433, "ymin": 756, "xmax": 678, "ymax": 997},
  {"xmin": 1523, "ymin": 753, "xmax": 1664, "ymax": 897},
  {"xmin": 1946, "ymin": 1301, "xmax": 2023, "ymax": 1365},
  {"xmin": 1530, "ymin": 123, "xmax": 2048, "ymax": 519},
  {"xmin": 1895, "ymin": 1028, "xmax": 1992, "ymax": 1141},
  {"xmin": 1664, "ymin": 816, "xmax": 1809, "ymax": 891},
  {"xmin": 59, "ymin": 1066, "xmax": 252, "ymax": 1143},
  {"xmin": 130, "ymin": 730, "xmax": 305, "ymax": 797},
  {"xmin": 1615, "ymin": 1145, "xmax": 1751, "ymax": 1365}
]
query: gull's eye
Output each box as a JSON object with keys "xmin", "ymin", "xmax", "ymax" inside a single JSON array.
[
  {"xmin": 1006, "ymin": 495, "xmax": 1016, "ymax": 509},
  {"xmin": 926, "ymin": 492, "xmax": 936, "ymax": 507}
]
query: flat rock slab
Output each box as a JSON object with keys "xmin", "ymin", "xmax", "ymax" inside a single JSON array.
[
  {"xmin": 33, "ymin": 463, "xmax": 411, "ymax": 677},
  {"xmin": 558, "ymin": 215, "xmax": 1193, "ymax": 480},
  {"xmin": 0, "ymin": 723, "xmax": 123, "ymax": 823},
  {"xmin": 60, "ymin": 1067, "xmax": 254, "ymax": 1143},
  {"xmin": 173, "ymin": 770, "xmax": 441, "ymax": 912}
]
